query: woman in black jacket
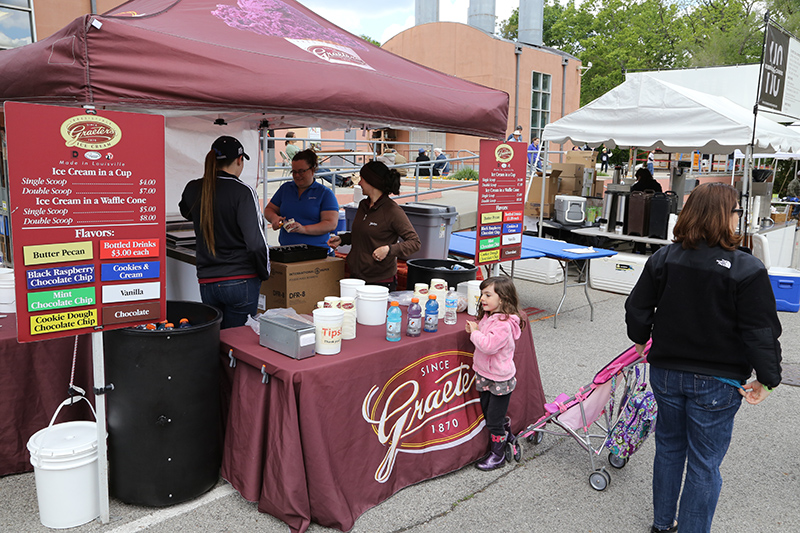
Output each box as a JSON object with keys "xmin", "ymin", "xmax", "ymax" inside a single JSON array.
[
  {"xmin": 179, "ymin": 136, "xmax": 270, "ymax": 328},
  {"xmin": 625, "ymin": 182, "xmax": 781, "ymax": 533}
]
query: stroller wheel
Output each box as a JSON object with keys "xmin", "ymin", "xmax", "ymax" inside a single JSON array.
[
  {"xmin": 589, "ymin": 469, "xmax": 610, "ymax": 491},
  {"xmin": 504, "ymin": 439, "xmax": 522, "ymax": 463},
  {"xmin": 528, "ymin": 431, "xmax": 544, "ymax": 445},
  {"xmin": 608, "ymin": 452, "xmax": 628, "ymax": 469}
]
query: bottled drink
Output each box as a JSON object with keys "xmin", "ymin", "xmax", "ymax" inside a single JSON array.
[
  {"xmin": 164, "ymin": 322, "xmax": 174, "ymax": 331},
  {"xmin": 178, "ymin": 318, "xmax": 192, "ymax": 328},
  {"xmin": 386, "ymin": 301, "xmax": 402, "ymax": 342},
  {"xmin": 444, "ymin": 287, "xmax": 458, "ymax": 325},
  {"xmin": 424, "ymin": 294, "xmax": 439, "ymax": 333},
  {"xmin": 406, "ymin": 297, "xmax": 422, "ymax": 337}
]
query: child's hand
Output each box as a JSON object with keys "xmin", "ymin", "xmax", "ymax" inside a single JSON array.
[{"xmin": 465, "ymin": 320, "xmax": 478, "ymax": 334}]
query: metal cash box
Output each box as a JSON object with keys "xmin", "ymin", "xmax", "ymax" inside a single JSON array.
[{"xmin": 259, "ymin": 315, "xmax": 316, "ymax": 359}]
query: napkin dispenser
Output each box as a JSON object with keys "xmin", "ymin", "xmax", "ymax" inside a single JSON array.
[{"xmin": 259, "ymin": 315, "xmax": 316, "ymax": 359}]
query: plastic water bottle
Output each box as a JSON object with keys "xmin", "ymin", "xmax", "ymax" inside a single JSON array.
[
  {"xmin": 386, "ymin": 301, "xmax": 402, "ymax": 342},
  {"xmin": 178, "ymin": 318, "xmax": 191, "ymax": 328},
  {"xmin": 406, "ymin": 297, "xmax": 422, "ymax": 337},
  {"xmin": 424, "ymin": 295, "xmax": 439, "ymax": 333},
  {"xmin": 444, "ymin": 287, "xmax": 458, "ymax": 325}
]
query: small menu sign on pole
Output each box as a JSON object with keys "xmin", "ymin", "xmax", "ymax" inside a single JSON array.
[{"xmin": 475, "ymin": 139, "xmax": 527, "ymax": 266}]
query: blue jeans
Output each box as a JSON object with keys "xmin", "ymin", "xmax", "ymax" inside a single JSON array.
[
  {"xmin": 199, "ymin": 277, "xmax": 261, "ymax": 329},
  {"xmin": 650, "ymin": 367, "xmax": 742, "ymax": 533}
]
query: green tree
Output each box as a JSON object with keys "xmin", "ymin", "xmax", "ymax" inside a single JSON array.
[
  {"xmin": 682, "ymin": 0, "xmax": 764, "ymax": 65},
  {"xmin": 360, "ymin": 35, "xmax": 380, "ymax": 47}
]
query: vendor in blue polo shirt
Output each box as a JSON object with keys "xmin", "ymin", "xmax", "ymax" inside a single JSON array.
[{"xmin": 263, "ymin": 149, "xmax": 339, "ymax": 250}]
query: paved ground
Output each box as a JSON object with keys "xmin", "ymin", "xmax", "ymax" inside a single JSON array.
[{"xmin": 2, "ymin": 273, "xmax": 798, "ymax": 533}]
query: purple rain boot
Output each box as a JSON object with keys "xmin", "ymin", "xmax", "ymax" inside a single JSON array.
[{"xmin": 476, "ymin": 433, "xmax": 507, "ymax": 471}]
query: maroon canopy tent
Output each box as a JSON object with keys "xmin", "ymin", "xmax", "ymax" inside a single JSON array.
[{"xmin": 0, "ymin": 0, "xmax": 508, "ymax": 138}]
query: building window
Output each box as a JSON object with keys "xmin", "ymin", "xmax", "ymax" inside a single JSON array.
[
  {"xmin": 530, "ymin": 72, "xmax": 551, "ymax": 143},
  {"xmin": 0, "ymin": 1, "xmax": 35, "ymax": 50}
]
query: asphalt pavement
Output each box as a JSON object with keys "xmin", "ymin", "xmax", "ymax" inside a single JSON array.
[
  {"xmin": 3, "ymin": 185, "xmax": 799, "ymax": 532},
  {"xmin": 2, "ymin": 274, "xmax": 798, "ymax": 533}
]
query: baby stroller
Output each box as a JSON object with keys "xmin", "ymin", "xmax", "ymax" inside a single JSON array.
[{"xmin": 517, "ymin": 340, "xmax": 655, "ymax": 491}]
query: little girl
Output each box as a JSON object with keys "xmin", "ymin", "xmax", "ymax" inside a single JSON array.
[{"xmin": 465, "ymin": 276, "xmax": 526, "ymax": 471}]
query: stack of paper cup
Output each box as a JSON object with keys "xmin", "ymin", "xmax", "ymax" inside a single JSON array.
[
  {"xmin": 340, "ymin": 298, "xmax": 357, "ymax": 340},
  {"xmin": 313, "ymin": 307, "xmax": 344, "ymax": 355},
  {"xmin": 429, "ymin": 278, "xmax": 448, "ymax": 318},
  {"xmin": 413, "ymin": 283, "xmax": 429, "ymax": 317},
  {"xmin": 466, "ymin": 280, "xmax": 482, "ymax": 316},
  {"xmin": 340, "ymin": 278, "xmax": 365, "ymax": 299},
  {"xmin": 324, "ymin": 296, "xmax": 341, "ymax": 309}
]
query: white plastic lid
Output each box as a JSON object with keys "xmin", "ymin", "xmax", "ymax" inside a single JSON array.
[{"xmin": 27, "ymin": 421, "xmax": 98, "ymax": 461}]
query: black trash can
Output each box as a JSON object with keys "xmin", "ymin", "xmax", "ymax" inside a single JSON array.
[
  {"xmin": 104, "ymin": 300, "xmax": 222, "ymax": 506},
  {"xmin": 406, "ymin": 258, "xmax": 478, "ymax": 290}
]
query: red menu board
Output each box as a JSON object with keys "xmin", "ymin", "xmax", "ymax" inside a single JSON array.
[
  {"xmin": 475, "ymin": 139, "xmax": 527, "ymax": 266},
  {"xmin": 4, "ymin": 102, "xmax": 166, "ymax": 342}
]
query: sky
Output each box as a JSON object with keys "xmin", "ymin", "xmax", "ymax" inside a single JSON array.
[{"xmin": 296, "ymin": 0, "xmax": 519, "ymax": 45}]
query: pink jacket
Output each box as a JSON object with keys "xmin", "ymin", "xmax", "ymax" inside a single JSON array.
[{"xmin": 470, "ymin": 313, "xmax": 521, "ymax": 382}]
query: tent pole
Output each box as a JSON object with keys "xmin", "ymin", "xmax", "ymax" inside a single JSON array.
[
  {"xmin": 742, "ymin": 144, "xmax": 753, "ymax": 239},
  {"xmin": 259, "ymin": 121, "xmax": 269, "ymax": 211},
  {"xmin": 538, "ymin": 142, "xmax": 549, "ymax": 237}
]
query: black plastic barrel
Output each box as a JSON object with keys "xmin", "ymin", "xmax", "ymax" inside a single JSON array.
[
  {"xmin": 104, "ymin": 301, "xmax": 222, "ymax": 506},
  {"xmin": 406, "ymin": 258, "xmax": 477, "ymax": 289}
]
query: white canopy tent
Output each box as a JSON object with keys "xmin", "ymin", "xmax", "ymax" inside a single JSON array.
[
  {"xmin": 542, "ymin": 74, "xmax": 800, "ymax": 154},
  {"xmin": 534, "ymin": 74, "xmax": 800, "ymax": 235}
]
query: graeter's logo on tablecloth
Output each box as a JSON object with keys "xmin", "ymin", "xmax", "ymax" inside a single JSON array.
[
  {"xmin": 362, "ymin": 351, "xmax": 483, "ymax": 483},
  {"xmin": 60, "ymin": 115, "xmax": 122, "ymax": 150}
]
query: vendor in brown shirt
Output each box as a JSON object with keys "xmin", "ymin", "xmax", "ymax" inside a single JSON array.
[{"xmin": 328, "ymin": 161, "xmax": 421, "ymax": 290}]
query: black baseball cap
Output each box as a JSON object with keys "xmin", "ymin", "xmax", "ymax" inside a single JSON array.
[{"xmin": 212, "ymin": 135, "xmax": 250, "ymax": 161}]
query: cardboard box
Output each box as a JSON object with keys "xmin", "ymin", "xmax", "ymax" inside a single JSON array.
[
  {"xmin": 525, "ymin": 171, "xmax": 560, "ymax": 219},
  {"xmin": 565, "ymin": 150, "xmax": 598, "ymax": 166},
  {"xmin": 558, "ymin": 176, "xmax": 582, "ymax": 195},
  {"xmin": 259, "ymin": 257, "xmax": 345, "ymax": 315},
  {"xmin": 551, "ymin": 163, "xmax": 585, "ymax": 178}
]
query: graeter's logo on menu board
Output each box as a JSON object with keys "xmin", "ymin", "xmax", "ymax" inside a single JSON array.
[
  {"xmin": 494, "ymin": 143, "xmax": 514, "ymax": 163},
  {"xmin": 362, "ymin": 351, "xmax": 483, "ymax": 483},
  {"xmin": 60, "ymin": 115, "xmax": 122, "ymax": 150}
]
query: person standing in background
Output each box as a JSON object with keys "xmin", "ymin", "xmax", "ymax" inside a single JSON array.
[
  {"xmin": 528, "ymin": 137, "xmax": 541, "ymax": 172},
  {"xmin": 179, "ymin": 136, "xmax": 270, "ymax": 329},
  {"xmin": 647, "ymin": 151, "xmax": 655, "ymax": 174},
  {"xmin": 600, "ymin": 148, "xmax": 609, "ymax": 172}
]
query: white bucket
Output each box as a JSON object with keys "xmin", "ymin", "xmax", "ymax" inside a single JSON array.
[
  {"xmin": 466, "ymin": 280, "xmax": 482, "ymax": 316},
  {"xmin": 356, "ymin": 285, "xmax": 389, "ymax": 326},
  {"xmin": 313, "ymin": 307, "xmax": 344, "ymax": 355},
  {"xmin": 339, "ymin": 278, "xmax": 366, "ymax": 299},
  {"xmin": 27, "ymin": 396, "xmax": 100, "ymax": 529}
]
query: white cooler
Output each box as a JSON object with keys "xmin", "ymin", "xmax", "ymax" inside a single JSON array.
[
  {"xmin": 589, "ymin": 252, "xmax": 648, "ymax": 295},
  {"xmin": 503, "ymin": 257, "xmax": 564, "ymax": 284},
  {"xmin": 554, "ymin": 195, "xmax": 586, "ymax": 224}
]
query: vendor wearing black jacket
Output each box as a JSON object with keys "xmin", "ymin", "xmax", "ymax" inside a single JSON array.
[
  {"xmin": 180, "ymin": 136, "xmax": 270, "ymax": 329},
  {"xmin": 625, "ymin": 182, "xmax": 781, "ymax": 533}
]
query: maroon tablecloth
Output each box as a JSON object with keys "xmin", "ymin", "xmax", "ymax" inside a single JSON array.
[
  {"xmin": 0, "ymin": 314, "xmax": 95, "ymax": 476},
  {"xmin": 219, "ymin": 313, "xmax": 546, "ymax": 533}
]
